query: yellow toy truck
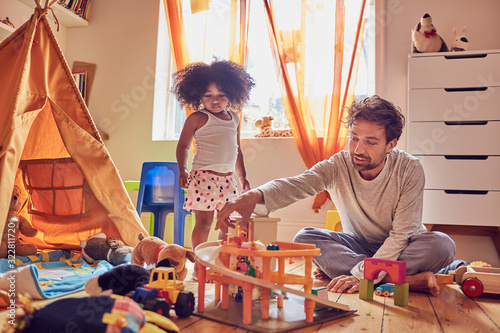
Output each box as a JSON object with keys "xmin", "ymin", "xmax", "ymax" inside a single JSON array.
[{"xmin": 132, "ymin": 267, "xmax": 195, "ymax": 318}]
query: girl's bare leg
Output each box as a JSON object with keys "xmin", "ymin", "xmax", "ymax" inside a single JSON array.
[{"xmin": 191, "ymin": 210, "xmax": 215, "ymax": 281}]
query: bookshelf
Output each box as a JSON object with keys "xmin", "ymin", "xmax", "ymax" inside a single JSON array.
[{"xmin": 17, "ymin": 0, "xmax": 89, "ymax": 28}]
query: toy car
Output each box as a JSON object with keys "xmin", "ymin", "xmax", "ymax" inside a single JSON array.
[
  {"xmin": 375, "ymin": 283, "xmax": 394, "ymax": 297},
  {"xmin": 132, "ymin": 266, "xmax": 195, "ymax": 318},
  {"xmin": 455, "ymin": 265, "xmax": 500, "ymax": 298}
]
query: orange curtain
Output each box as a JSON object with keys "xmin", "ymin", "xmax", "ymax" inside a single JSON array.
[
  {"xmin": 163, "ymin": 0, "xmax": 190, "ymax": 71},
  {"xmin": 264, "ymin": 0, "xmax": 367, "ymax": 210}
]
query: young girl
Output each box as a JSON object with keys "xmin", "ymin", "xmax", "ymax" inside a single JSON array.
[{"xmin": 172, "ymin": 59, "xmax": 254, "ymax": 279}]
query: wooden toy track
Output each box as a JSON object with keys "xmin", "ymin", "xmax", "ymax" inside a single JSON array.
[{"xmin": 195, "ymin": 241, "xmax": 353, "ymax": 325}]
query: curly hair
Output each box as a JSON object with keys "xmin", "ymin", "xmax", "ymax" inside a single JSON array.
[
  {"xmin": 171, "ymin": 59, "xmax": 255, "ymax": 111},
  {"xmin": 343, "ymin": 95, "xmax": 405, "ymax": 143}
]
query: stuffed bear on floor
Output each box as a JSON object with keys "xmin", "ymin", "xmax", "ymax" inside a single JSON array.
[
  {"xmin": 85, "ymin": 263, "xmax": 151, "ymax": 296},
  {"xmin": 0, "ymin": 185, "xmax": 38, "ymax": 258},
  {"xmin": 131, "ymin": 232, "xmax": 195, "ymax": 281},
  {"xmin": 80, "ymin": 233, "xmax": 134, "ymax": 266},
  {"xmin": 84, "ymin": 259, "xmax": 178, "ymax": 297}
]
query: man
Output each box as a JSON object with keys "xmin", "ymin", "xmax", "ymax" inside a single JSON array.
[{"xmin": 216, "ymin": 95, "xmax": 456, "ymax": 296}]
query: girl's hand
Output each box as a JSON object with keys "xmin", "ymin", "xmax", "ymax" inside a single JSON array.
[
  {"xmin": 179, "ymin": 170, "xmax": 189, "ymax": 189},
  {"xmin": 240, "ymin": 178, "xmax": 251, "ymax": 193}
]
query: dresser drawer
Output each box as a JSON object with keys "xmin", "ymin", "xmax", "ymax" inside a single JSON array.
[
  {"xmin": 408, "ymin": 121, "xmax": 500, "ymax": 155},
  {"xmin": 422, "ymin": 189, "xmax": 500, "ymax": 227},
  {"xmin": 408, "ymin": 51, "xmax": 500, "ymax": 89},
  {"xmin": 408, "ymin": 88, "xmax": 500, "ymax": 122},
  {"xmin": 417, "ymin": 155, "xmax": 500, "ymax": 190}
]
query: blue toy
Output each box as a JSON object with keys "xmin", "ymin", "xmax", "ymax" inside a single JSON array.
[{"xmin": 375, "ymin": 283, "xmax": 394, "ymax": 297}]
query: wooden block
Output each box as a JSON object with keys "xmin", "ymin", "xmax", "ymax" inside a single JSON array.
[
  {"xmin": 359, "ymin": 279, "xmax": 374, "ymax": 301},
  {"xmin": 312, "ymin": 286, "xmax": 328, "ymax": 299},
  {"xmin": 436, "ymin": 274, "xmax": 454, "ymax": 284},
  {"xmin": 233, "ymin": 215, "xmax": 280, "ymax": 245},
  {"xmin": 394, "ymin": 283, "xmax": 409, "ymax": 306},
  {"xmin": 364, "ymin": 258, "xmax": 406, "ymax": 284}
]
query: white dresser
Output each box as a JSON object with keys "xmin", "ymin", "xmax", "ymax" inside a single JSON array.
[{"xmin": 407, "ymin": 50, "xmax": 500, "ymax": 234}]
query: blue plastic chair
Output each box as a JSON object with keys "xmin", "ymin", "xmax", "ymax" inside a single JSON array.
[
  {"xmin": 124, "ymin": 180, "xmax": 154, "ymax": 234},
  {"xmin": 136, "ymin": 162, "xmax": 191, "ymax": 246}
]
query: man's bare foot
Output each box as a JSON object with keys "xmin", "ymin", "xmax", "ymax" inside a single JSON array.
[
  {"xmin": 406, "ymin": 271, "xmax": 440, "ymax": 296},
  {"xmin": 313, "ymin": 268, "xmax": 330, "ymax": 280}
]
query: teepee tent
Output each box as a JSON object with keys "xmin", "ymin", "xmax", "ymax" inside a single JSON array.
[{"xmin": 0, "ymin": 1, "xmax": 148, "ymax": 251}]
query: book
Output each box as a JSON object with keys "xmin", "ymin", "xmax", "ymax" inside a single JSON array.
[{"xmin": 72, "ymin": 71, "xmax": 87, "ymax": 103}]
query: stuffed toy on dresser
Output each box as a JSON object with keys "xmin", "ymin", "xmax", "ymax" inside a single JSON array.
[{"xmin": 411, "ymin": 13, "xmax": 448, "ymax": 53}]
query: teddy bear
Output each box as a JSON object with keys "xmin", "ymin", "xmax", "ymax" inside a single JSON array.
[
  {"xmin": 0, "ymin": 185, "xmax": 38, "ymax": 258},
  {"xmin": 411, "ymin": 13, "xmax": 448, "ymax": 53},
  {"xmin": 451, "ymin": 26, "xmax": 470, "ymax": 52},
  {"xmin": 84, "ymin": 258, "xmax": 180, "ymax": 297},
  {"xmin": 254, "ymin": 116, "xmax": 293, "ymax": 137},
  {"xmin": 85, "ymin": 263, "xmax": 151, "ymax": 296},
  {"xmin": 13, "ymin": 294, "xmax": 180, "ymax": 333},
  {"xmin": 80, "ymin": 233, "xmax": 134, "ymax": 266},
  {"xmin": 131, "ymin": 232, "xmax": 195, "ymax": 281}
]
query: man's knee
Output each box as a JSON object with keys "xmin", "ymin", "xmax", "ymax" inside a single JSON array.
[
  {"xmin": 293, "ymin": 227, "xmax": 318, "ymax": 244},
  {"xmin": 423, "ymin": 231, "xmax": 456, "ymax": 261}
]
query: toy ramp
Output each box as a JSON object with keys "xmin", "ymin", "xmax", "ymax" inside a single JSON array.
[{"xmin": 0, "ymin": 3, "xmax": 148, "ymax": 250}]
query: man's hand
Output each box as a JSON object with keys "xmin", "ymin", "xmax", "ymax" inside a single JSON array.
[
  {"xmin": 327, "ymin": 275, "xmax": 359, "ymax": 294},
  {"xmin": 216, "ymin": 189, "xmax": 263, "ymax": 231},
  {"xmin": 240, "ymin": 178, "xmax": 251, "ymax": 193}
]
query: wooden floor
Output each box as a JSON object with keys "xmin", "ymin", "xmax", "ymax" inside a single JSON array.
[
  {"xmin": 2, "ymin": 259, "xmax": 500, "ymax": 332},
  {"xmin": 177, "ymin": 259, "xmax": 500, "ymax": 333}
]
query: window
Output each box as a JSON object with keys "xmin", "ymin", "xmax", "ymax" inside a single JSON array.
[
  {"xmin": 152, "ymin": 0, "xmax": 374, "ymax": 141},
  {"xmin": 20, "ymin": 158, "xmax": 89, "ymax": 218}
]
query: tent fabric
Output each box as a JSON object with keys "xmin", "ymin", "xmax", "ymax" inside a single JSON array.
[{"xmin": 0, "ymin": 3, "xmax": 148, "ymax": 250}]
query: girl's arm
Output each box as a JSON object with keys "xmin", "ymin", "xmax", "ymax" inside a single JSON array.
[
  {"xmin": 235, "ymin": 122, "xmax": 250, "ymax": 192},
  {"xmin": 176, "ymin": 112, "xmax": 203, "ymax": 188}
]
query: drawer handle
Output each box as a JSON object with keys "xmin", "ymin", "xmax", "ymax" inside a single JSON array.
[
  {"xmin": 444, "ymin": 121, "xmax": 488, "ymax": 126},
  {"xmin": 444, "ymin": 190, "xmax": 488, "ymax": 195},
  {"xmin": 444, "ymin": 155, "xmax": 488, "ymax": 160},
  {"xmin": 444, "ymin": 53, "xmax": 487, "ymax": 59},
  {"xmin": 444, "ymin": 87, "xmax": 488, "ymax": 92}
]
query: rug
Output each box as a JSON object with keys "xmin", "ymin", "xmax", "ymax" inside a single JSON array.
[{"xmin": 0, "ymin": 250, "xmax": 113, "ymax": 301}]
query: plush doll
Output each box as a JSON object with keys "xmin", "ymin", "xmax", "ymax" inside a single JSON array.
[
  {"xmin": 451, "ymin": 26, "xmax": 470, "ymax": 52},
  {"xmin": 12, "ymin": 294, "xmax": 180, "ymax": 333},
  {"xmin": 411, "ymin": 13, "xmax": 448, "ymax": 53},
  {"xmin": 254, "ymin": 116, "xmax": 293, "ymax": 137},
  {"xmin": 131, "ymin": 232, "xmax": 195, "ymax": 281},
  {"xmin": 85, "ymin": 263, "xmax": 151, "ymax": 296},
  {"xmin": 80, "ymin": 233, "xmax": 134, "ymax": 266},
  {"xmin": 0, "ymin": 186, "xmax": 38, "ymax": 258}
]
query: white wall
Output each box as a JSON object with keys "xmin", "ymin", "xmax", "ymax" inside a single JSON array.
[
  {"xmin": 377, "ymin": 0, "xmax": 500, "ymax": 148},
  {"xmin": 63, "ymin": 0, "xmax": 333, "ymax": 226},
  {"xmin": 377, "ymin": 0, "xmax": 500, "ymax": 266},
  {"xmin": 0, "ymin": 0, "xmax": 67, "ymax": 49},
  {"xmin": 5, "ymin": 0, "xmax": 499, "ymax": 265},
  {"xmin": 65, "ymin": 0, "xmax": 500, "ymax": 266}
]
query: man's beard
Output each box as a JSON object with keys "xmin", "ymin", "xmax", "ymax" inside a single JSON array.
[{"xmin": 350, "ymin": 153, "xmax": 385, "ymax": 172}]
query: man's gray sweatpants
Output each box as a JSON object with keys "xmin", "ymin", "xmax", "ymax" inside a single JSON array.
[{"xmin": 293, "ymin": 227, "xmax": 455, "ymax": 279}]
